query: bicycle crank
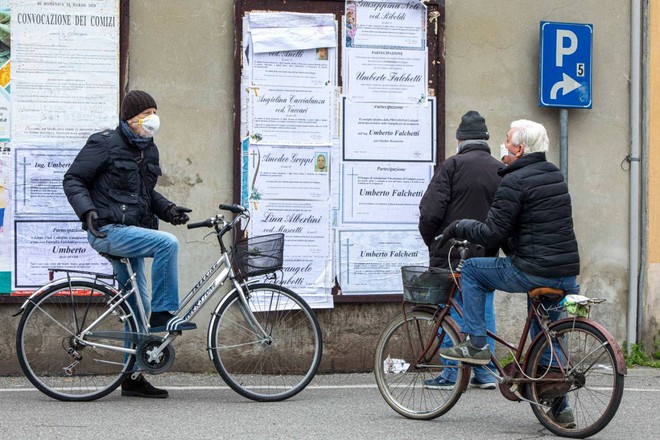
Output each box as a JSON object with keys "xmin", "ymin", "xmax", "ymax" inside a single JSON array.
[
  {"xmin": 136, "ymin": 336, "xmax": 175, "ymax": 374},
  {"xmin": 499, "ymin": 364, "xmax": 523, "ymax": 402}
]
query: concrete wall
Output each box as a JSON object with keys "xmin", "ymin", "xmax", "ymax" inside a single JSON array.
[
  {"xmin": 444, "ymin": 0, "xmax": 632, "ymax": 341},
  {"xmin": 128, "ymin": 0, "xmax": 634, "ymax": 370},
  {"xmin": 0, "ymin": 0, "xmax": 640, "ymax": 374}
]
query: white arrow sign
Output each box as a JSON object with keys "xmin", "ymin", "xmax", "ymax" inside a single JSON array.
[{"xmin": 550, "ymin": 73, "xmax": 581, "ymax": 100}]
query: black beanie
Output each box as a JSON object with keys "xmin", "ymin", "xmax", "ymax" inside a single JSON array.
[
  {"xmin": 455, "ymin": 110, "xmax": 489, "ymax": 140},
  {"xmin": 121, "ymin": 90, "xmax": 157, "ymax": 121}
]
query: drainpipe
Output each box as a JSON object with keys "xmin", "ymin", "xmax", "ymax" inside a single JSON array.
[
  {"xmin": 638, "ymin": 0, "xmax": 650, "ymax": 343},
  {"xmin": 628, "ymin": 0, "xmax": 642, "ymax": 350}
]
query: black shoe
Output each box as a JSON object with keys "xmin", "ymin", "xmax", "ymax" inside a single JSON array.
[
  {"xmin": 149, "ymin": 311, "xmax": 197, "ymax": 332},
  {"xmin": 121, "ymin": 374, "xmax": 169, "ymax": 398}
]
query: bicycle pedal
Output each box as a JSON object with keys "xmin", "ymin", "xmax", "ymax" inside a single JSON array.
[{"xmin": 168, "ymin": 330, "xmax": 182, "ymax": 336}]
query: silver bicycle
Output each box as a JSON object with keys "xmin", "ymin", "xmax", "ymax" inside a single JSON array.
[{"xmin": 15, "ymin": 204, "xmax": 323, "ymax": 402}]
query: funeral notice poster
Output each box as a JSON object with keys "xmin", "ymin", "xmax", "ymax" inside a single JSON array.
[
  {"xmin": 250, "ymin": 200, "xmax": 330, "ymax": 259},
  {"xmin": 248, "ymin": 11, "xmax": 336, "ymax": 53},
  {"xmin": 345, "ymin": 0, "xmax": 426, "ymax": 49},
  {"xmin": 249, "ymin": 86, "xmax": 332, "ymax": 145},
  {"xmin": 343, "ymin": 98, "xmax": 435, "ymax": 162},
  {"xmin": 251, "ymin": 47, "xmax": 334, "ymax": 88},
  {"xmin": 340, "ymin": 162, "xmax": 431, "ymax": 225},
  {"xmin": 249, "ymin": 200, "xmax": 333, "ymax": 307},
  {"xmin": 11, "ymin": 0, "xmax": 119, "ymax": 146},
  {"xmin": 336, "ymin": 228, "xmax": 427, "ymax": 294},
  {"xmin": 248, "ymin": 144, "xmax": 330, "ymax": 202},
  {"xmin": 14, "ymin": 148, "xmax": 77, "ymax": 215},
  {"xmin": 14, "ymin": 221, "xmax": 112, "ymax": 288},
  {"xmin": 345, "ymin": 47, "xmax": 427, "ymax": 104}
]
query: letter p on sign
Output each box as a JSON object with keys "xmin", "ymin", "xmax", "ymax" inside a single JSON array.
[{"xmin": 556, "ymin": 30, "xmax": 577, "ymax": 67}]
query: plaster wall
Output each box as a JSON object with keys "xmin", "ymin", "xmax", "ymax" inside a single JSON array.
[
  {"xmin": 2, "ymin": 0, "xmax": 635, "ymax": 375},
  {"xmin": 444, "ymin": 0, "xmax": 632, "ymax": 343},
  {"xmin": 125, "ymin": 0, "xmax": 633, "ymax": 371}
]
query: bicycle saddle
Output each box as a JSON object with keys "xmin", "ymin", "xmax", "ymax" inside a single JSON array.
[
  {"xmin": 529, "ymin": 287, "xmax": 565, "ymax": 302},
  {"xmin": 98, "ymin": 252, "xmax": 123, "ymax": 261}
]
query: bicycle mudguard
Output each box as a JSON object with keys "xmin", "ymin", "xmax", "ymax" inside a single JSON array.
[
  {"xmin": 526, "ymin": 317, "xmax": 627, "ymax": 375},
  {"xmin": 12, "ymin": 276, "xmax": 120, "ymax": 316},
  {"xmin": 206, "ymin": 286, "xmax": 242, "ymax": 360}
]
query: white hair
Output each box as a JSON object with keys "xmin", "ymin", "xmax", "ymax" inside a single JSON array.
[{"xmin": 510, "ymin": 119, "xmax": 549, "ymax": 154}]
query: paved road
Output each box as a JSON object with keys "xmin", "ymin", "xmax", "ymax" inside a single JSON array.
[{"xmin": 0, "ymin": 368, "xmax": 658, "ymax": 439}]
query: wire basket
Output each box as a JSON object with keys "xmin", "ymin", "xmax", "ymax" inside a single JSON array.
[
  {"xmin": 401, "ymin": 266, "xmax": 455, "ymax": 304},
  {"xmin": 234, "ymin": 233, "xmax": 284, "ymax": 277}
]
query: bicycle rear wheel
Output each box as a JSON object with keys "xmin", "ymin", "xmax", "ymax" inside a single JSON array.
[
  {"xmin": 16, "ymin": 280, "xmax": 137, "ymax": 401},
  {"xmin": 525, "ymin": 320, "xmax": 625, "ymax": 438},
  {"xmin": 210, "ymin": 283, "xmax": 322, "ymax": 402},
  {"xmin": 374, "ymin": 309, "xmax": 468, "ymax": 420}
]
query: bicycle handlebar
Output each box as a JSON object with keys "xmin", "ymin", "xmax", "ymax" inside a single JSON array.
[
  {"xmin": 187, "ymin": 218, "xmax": 215, "ymax": 229},
  {"xmin": 186, "ymin": 204, "xmax": 249, "ymax": 229},
  {"xmin": 218, "ymin": 203, "xmax": 247, "ymax": 214},
  {"xmin": 433, "ymin": 235, "xmax": 469, "ymax": 247}
]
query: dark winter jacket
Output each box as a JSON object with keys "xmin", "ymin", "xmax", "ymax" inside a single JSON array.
[
  {"xmin": 418, "ymin": 142, "xmax": 502, "ymax": 268},
  {"xmin": 457, "ymin": 152, "xmax": 580, "ymax": 277},
  {"xmin": 63, "ymin": 127, "xmax": 173, "ymax": 230}
]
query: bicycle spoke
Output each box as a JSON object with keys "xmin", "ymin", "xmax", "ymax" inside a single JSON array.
[
  {"xmin": 374, "ymin": 311, "xmax": 466, "ymax": 420},
  {"xmin": 525, "ymin": 320, "xmax": 624, "ymax": 437},
  {"xmin": 17, "ymin": 282, "xmax": 137, "ymax": 401},
  {"xmin": 211, "ymin": 285, "xmax": 322, "ymax": 401}
]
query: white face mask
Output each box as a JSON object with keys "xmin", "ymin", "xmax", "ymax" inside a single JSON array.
[
  {"xmin": 138, "ymin": 114, "xmax": 160, "ymax": 138},
  {"xmin": 500, "ymin": 143, "xmax": 515, "ymax": 159}
]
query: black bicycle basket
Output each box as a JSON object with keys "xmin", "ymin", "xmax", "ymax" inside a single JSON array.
[
  {"xmin": 234, "ymin": 233, "xmax": 284, "ymax": 277},
  {"xmin": 401, "ymin": 266, "xmax": 455, "ymax": 304}
]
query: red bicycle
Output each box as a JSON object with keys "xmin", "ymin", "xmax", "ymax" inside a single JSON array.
[{"xmin": 374, "ymin": 239, "xmax": 626, "ymax": 438}]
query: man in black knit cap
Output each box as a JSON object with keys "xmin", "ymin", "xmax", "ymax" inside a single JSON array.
[
  {"xmin": 64, "ymin": 90, "xmax": 195, "ymax": 398},
  {"xmin": 418, "ymin": 110, "xmax": 502, "ymax": 390}
]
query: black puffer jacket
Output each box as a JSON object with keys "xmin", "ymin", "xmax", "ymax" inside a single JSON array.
[
  {"xmin": 418, "ymin": 142, "xmax": 502, "ymax": 267},
  {"xmin": 63, "ymin": 127, "xmax": 173, "ymax": 230},
  {"xmin": 457, "ymin": 152, "xmax": 580, "ymax": 277}
]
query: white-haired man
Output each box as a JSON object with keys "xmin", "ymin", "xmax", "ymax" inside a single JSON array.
[{"xmin": 436, "ymin": 119, "xmax": 580, "ymax": 426}]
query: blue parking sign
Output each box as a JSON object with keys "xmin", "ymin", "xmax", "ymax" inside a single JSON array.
[{"xmin": 539, "ymin": 21, "xmax": 593, "ymax": 109}]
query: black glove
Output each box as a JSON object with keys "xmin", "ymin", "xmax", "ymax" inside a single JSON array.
[
  {"xmin": 86, "ymin": 210, "xmax": 107, "ymax": 238},
  {"xmin": 435, "ymin": 219, "xmax": 461, "ymax": 249},
  {"xmin": 166, "ymin": 205, "xmax": 192, "ymax": 226}
]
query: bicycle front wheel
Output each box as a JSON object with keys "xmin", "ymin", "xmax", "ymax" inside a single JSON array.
[
  {"xmin": 525, "ymin": 319, "xmax": 625, "ymax": 438},
  {"xmin": 210, "ymin": 283, "xmax": 323, "ymax": 402},
  {"xmin": 374, "ymin": 309, "xmax": 468, "ymax": 420},
  {"xmin": 16, "ymin": 280, "xmax": 138, "ymax": 401}
]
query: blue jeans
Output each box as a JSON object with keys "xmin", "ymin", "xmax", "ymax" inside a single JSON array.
[
  {"xmin": 461, "ymin": 257, "xmax": 579, "ymax": 367},
  {"xmin": 87, "ymin": 225, "xmax": 180, "ymax": 321},
  {"xmin": 440, "ymin": 291, "xmax": 496, "ymax": 383}
]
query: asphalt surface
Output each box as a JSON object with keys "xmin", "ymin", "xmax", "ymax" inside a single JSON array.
[{"xmin": 0, "ymin": 368, "xmax": 658, "ymax": 439}]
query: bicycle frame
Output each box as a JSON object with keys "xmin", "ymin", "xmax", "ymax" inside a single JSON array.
[
  {"xmin": 19, "ymin": 211, "xmax": 271, "ymax": 362},
  {"xmin": 402, "ymin": 262, "xmax": 612, "ymax": 401}
]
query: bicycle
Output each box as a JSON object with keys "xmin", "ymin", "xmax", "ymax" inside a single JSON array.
[
  {"xmin": 15, "ymin": 203, "xmax": 323, "ymax": 402},
  {"xmin": 374, "ymin": 239, "xmax": 626, "ymax": 439}
]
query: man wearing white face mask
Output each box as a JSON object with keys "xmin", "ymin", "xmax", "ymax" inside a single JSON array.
[
  {"xmin": 63, "ymin": 90, "xmax": 194, "ymax": 398},
  {"xmin": 418, "ymin": 110, "xmax": 502, "ymax": 390}
]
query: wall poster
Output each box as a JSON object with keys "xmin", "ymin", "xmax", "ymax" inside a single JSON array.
[{"xmin": 2, "ymin": 0, "xmax": 119, "ymax": 293}]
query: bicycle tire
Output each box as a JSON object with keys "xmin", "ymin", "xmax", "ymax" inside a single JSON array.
[
  {"xmin": 16, "ymin": 280, "xmax": 138, "ymax": 401},
  {"xmin": 525, "ymin": 319, "xmax": 625, "ymax": 438},
  {"xmin": 210, "ymin": 283, "xmax": 322, "ymax": 402},
  {"xmin": 374, "ymin": 309, "xmax": 468, "ymax": 420}
]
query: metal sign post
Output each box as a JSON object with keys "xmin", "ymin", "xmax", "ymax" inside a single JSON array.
[{"xmin": 539, "ymin": 21, "xmax": 593, "ymax": 183}]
